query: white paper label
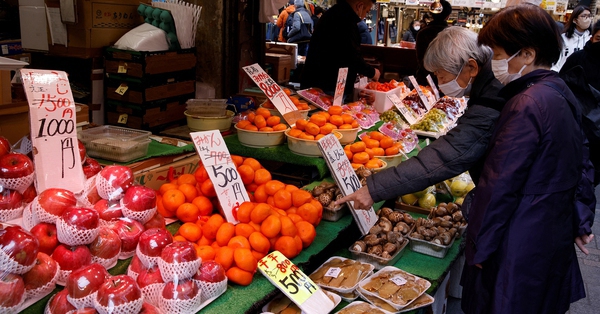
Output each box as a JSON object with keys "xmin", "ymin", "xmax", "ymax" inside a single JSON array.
[
  {"xmin": 190, "ymin": 131, "xmax": 250, "ymax": 223},
  {"xmin": 317, "ymin": 134, "xmax": 377, "ymax": 235},
  {"xmin": 20, "ymin": 69, "xmax": 85, "ymax": 193},
  {"xmin": 388, "ymin": 94, "xmax": 418, "ymax": 125},
  {"xmin": 409, "ymin": 76, "xmax": 431, "ymax": 110},
  {"xmin": 333, "ymin": 67, "xmax": 348, "ymax": 106},
  {"xmin": 242, "ymin": 63, "xmax": 302, "ymax": 126},
  {"xmin": 325, "ymin": 267, "xmax": 342, "ymax": 278},
  {"xmin": 426, "ymin": 75, "xmax": 440, "ymax": 101},
  {"xmin": 390, "ymin": 275, "xmax": 407, "ymax": 286}
]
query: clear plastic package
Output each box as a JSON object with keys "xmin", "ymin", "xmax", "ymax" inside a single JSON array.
[
  {"xmin": 308, "ymin": 256, "xmax": 374, "ymax": 294},
  {"xmin": 79, "ymin": 126, "xmax": 151, "ymax": 163}
]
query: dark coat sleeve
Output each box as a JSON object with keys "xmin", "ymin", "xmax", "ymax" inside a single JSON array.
[
  {"xmin": 366, "ymin": 104, "xmax": 500, "ymax": 201},
  {"xmin": 573, "ymin": 139, "xmax": 596, "ymax": 237}
]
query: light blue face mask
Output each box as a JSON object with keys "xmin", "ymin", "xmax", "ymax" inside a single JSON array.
[
  {"xmin": 491, "ymin": 50, "xmax": 526, "ymax": 85},
  {"xmin": 438, "ymin": 64, "xmax": 472, "ymax": 97}
]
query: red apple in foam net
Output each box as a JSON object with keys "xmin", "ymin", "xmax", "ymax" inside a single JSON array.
[
  {"xmin": 143, "ymin": 212, "xmax": 165, "ymax": 230},
  {"xmin": 78, "ymin": 139, "xmax": 87, "ymax": 164},
  {"xmin": 110, "ymin": 218, "xmax": 144, "ymax": 253},
  {"xmin": 94, "ymin": 199, "xmax": 123, "ymax": 222},
  {"xmin": 85, "ymin": 186, "xmax": 102, "ymax": 207},
  {"xmin": 30, "ymin": 222, "xmax": 59, "ymax": 255},
  {"xmin": 82, "ymin": 158, "xmax": 102, "ymax": 180},
  {"xmin": 22, "ymin": 252, "xmax": 58, "ymax": 291},
  {"xmin": 66, "ymin": 263, "xmax": 109, "ymax": 299},
  {"xmin": 98, "ymin": 165, "xmax": 134, "ymax": 196},
  {"xmin": 96, "ymin": 275, "xmax": 142, "ymax": 309},
  {"xmin": 88, "ymin": 227, "xmax": 121, "ymax": 260},
  {"xmin": 37, "ymin": 188, "xmax": 77, "ymax": 217},
  {"xmin": 0, "ymin": 272, "xmax": 24, "ymax": 307},
  {"xmin": 193, "ymin": 260, "xmax": 226, "ymax": 283},
  {"xmin": 138, "ymin": 228, "xmax": 173, "ymax": 257},
  {"xmin": 21, "ymin": 184, "xmax": 36, "ymax": 204},
  {"xmin": 161, "ymin": 278, "xmax": 198, "ymax": 300},
  {"xmin": 0, "ymin": 152, "xmax": 33, "ymax": 179},
  {"xmin": 51, "ymin": 244, "xmax": 92, "ymax": 271},
  {"xmin": 0, "ymin": 225, "xmax": 39, "ymax": 266},
  {"xmin": 0, "ymin": 136, "xmax": 10, "ymax": 157},
  {"xmin": 0, "ymin": 189, "xmax": 22, "ymax": 210},
  {"xmin": 122, "ymin": 185, "xmax": 156, "ymax": 212},
  {"xmin": 47, "ymin": 289, "xmax": 76, "ymax": 313},
  {"xmin": 139, "ymin": 302, "xmax": 161, "ymax": 314},
  {"xmin": 129, "ymin": 254, "xmax": 144, "ymax": 274},
  {"xmin": 61, "ymin": 207, "xmax": 99, "ymax": 230},
  {"xmin": 160, "ymin": 241, "xmax": 196, "ymax": 264},
  {"xmin": 136, "ymin": 265, "xmax": 164, "ymax": 288}
]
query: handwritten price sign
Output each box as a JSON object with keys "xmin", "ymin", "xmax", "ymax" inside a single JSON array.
[
  {"xmin": 333, "ymin": 67, "xmax": 348, "ymax": 106},
  {"xmin": 242, "ymin": 63, "xmax": 303, "ymax": 126},
  {"xmin": 426, "ymin": 74, "xmax": 440, "ymax": 101},
  {"xmin": 317, "ymin": 134, "xmax": 377, "ymax": 235},
  {"xmin": 388, "ymin": 93, "xmax": 418, "ymax": 125},
  {"xmin": 409, "ymin": 76, "xmax": 432, "ymax": 110},
  {"xmin": 20, "ymin": 69, "xmax": 85, "ymax": 193},
  {"xmin": 190, "ymin": 131, "xmax": 250, "ymax": 223},
  {"xmin": 258, "ymin": 251, "xmax": 334, "ymax": 314}
]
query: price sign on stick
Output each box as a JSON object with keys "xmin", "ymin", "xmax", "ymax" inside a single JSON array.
[
  {"xmin": 317, "ymin": 134, "xmax": 377, "ymax": 235},
  {"xmin": 190, "ymin": 130, "xmax": 250, "ymax": 223},
  {"xmin": 426, "ymin": 74, "xmax": 440, "ymax": 101},
  {"xmin": 242, "ymin": 63, "xmax": 303, "ymax": 126},
  {"xmin": 20, "ymin": 69, "xmax": 85, "ymax": 193},
  {"xmin": 332, "ymin": 67, "xmax": 348, "ymax": 106},
  {"xmin": 388, "ymin": 93, "xmax": 418, "ymax": 125},
  {"xmin": 258, "ymin": 251, "xmax": 334, "ymax": 314},
  {"xmin": 409, "ymin": 76, "xmax": 432, "ymax": 110}
]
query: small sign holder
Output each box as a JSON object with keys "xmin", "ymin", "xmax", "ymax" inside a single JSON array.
[
  {"xmin": 426, "ymin": 74, "xmax": 440, "ymax": 101},
  {"xmin": 190, "ymin": 130, "xmax": 250, "ymax": 223},
  {"xmin": 388, "ymin": 93, "xmax": 418, "ymax": 125},
  {"xmin": 409, "ymin": 76, "xmax": 432, "ymax": 110}
]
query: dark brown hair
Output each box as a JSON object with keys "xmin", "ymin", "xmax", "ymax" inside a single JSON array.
[
  {"xmin": 478, "ymin": 4, "xmax": 562, "ymax": 67},
  {"xmin": 563, "ymin": 5, "xmax": 592, "ymax": 39}
]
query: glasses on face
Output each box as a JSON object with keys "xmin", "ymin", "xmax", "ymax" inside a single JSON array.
[{"xmin": 579, "ymin": 14, "xmax": 591, "ymax": 19}]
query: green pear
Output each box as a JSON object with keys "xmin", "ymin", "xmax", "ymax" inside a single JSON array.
[
  {"xmin": 418, "ymin": 193, "xmax": 436, "ymax": 209},
  {"xmin": 401, "ymin": 194, "xmax": 418, "ymax": 205},
  {"xmin": 413, "ymin": 186, "xmax": 435, "ymax": 198},
  {"xmin": 450, "ymin": 180, "xmax": 468, "ymax": 198}
]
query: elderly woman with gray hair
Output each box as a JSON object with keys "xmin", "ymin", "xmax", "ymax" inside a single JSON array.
[{"xmin": 336, "ymin": 27, "xmax": 505, "ymax": 211}]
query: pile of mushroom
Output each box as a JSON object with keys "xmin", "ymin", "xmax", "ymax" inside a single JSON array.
[
  {"xmin": 311, "ymin": 181, "xmax": 344, "ymax": 211},
  {"xmin": 351, "ymin": 207, "xmax": 413, "ymax": 259}
]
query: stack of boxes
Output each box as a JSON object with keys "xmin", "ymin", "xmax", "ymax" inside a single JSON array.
[{"xmin": 104, "ymin": 47, "xmax": 196, "ymax": 132}]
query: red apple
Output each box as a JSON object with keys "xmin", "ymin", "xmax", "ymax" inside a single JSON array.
[
  {"xmin": 78, "ymin": 139, "xmax": 87, "ymax": 164},
  {"xmin": 143, "ymin": 212, "xmax": 165, "ymax": 230},
  {"xmin": 161, "ymin": 279, "xmax": 198, "ymax": 300},
  {"xmin": 0, "ymin": 152, "xmax": 33, "ymax": 179},
  {"xmin": 122, "ymin": 186, "xmax": 156, "ymax": 212},
  {"xmin": 82, "ymin": 158, "xmax": 102, "ymax": 180},
  {"xmin": 139, "ymin": 302, "xmax": 161, "ymax": 314},
  {"xmin": 136, "ymin": 265, "xmax": 164, "ymax": 288},
  {"xmin": 47, "ymin": 289, "xmax": 76, "ymax": 313},
  {"xmin": 21, "ymin": 184, "xmax": 36, "ymax": 204},
  {"xmin": 110, "ymin": 218, "xmax": 144, "ymax": 253},
  {"xmin": 66, "ymin": 263, "xmax": 109, "ymax": 299},
  {"xmin": 194, "ymin": 260, "xmax": 226, "ymax": 283},
  {"xmin": 72, "ymin": 308, "xmax": 97, "ymax": 314},
  {"xmin": 22, "ymin": 252, "xmax": 58, "ymax": 291},
  {"xmin": 37, "ymin": 188, "xmax": 77, "ymax": 217},
  {"xmin": 96, "ymin": 275, "xmax": 142, "ymax": 308},
  {"xmin": 29, "ymin": 223, "xmax": 59, "ymax": 255},
  {"xmin": 138, "ymin": 228, "xmax": 173, "ymax": 257},
  {"xmin": 0, "ymin": 189, "xmax": 22, "ymax": 210},
  {"xmin": 94, "ymin": 199, "xmax": 123, "ymax": 222},
  {"xmin": 160, "ymin": 241, "xmax": 197, "ymax": 264},
  {"xmin": 0, "ymin": 137, "xmax": 10, "ymax": 157},
  {"xmin": 61, "ymin": 207, "xmax": 99, "ymax": 230},
  {"xmin": 0, "ymin": 273, "xmax": 24, "ymax": 307},
  {"xmin": 98, "ymin": 165, "xmax": 134, "ymax": 195},
  {"xmin": 129, "ymin": 255, "xmax": 144, "ymax": 274},
  {"xmin": 0, "ymin": 225, "xmax": 39, "ymax": 266},
  {"xmin": 88, "ymin": 227, "xmax": 121, "ymax": 260},
  {"xmin": 51, "ymin": 244, "xmax": 92, "ymax": 271}
]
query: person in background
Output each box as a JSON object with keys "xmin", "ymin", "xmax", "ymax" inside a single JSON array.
[
  {"xmin": 415, "ymin": 0, "xmax": 452, "ymax": 85},
  {"xmin": 276, "ymin": 0, "xmax": 295, "ymax": 42},
  {"xmin": 287, "ymin": 0, "xmax": 314, "ymax": 56},
  {"xmin": 551, "ymin": 5, "xmax": 592, "ymax": 71},
  {"xmin": 358, "ymin": 20, "xmax": 373, "ymax": 44},
  {"xmin": 561, "ymin": 19, "xmax": 600, "ymax": 92},
  {"xmin": 301, "ymin": 0, "xmax": 380, "ymax": 96},
  {"xmin": 461, "ymin": 4, "xmax": 594, "ymax": 313},
  {"xmin": 312, "ymin": 6, "xmax": 324, "ymax": 27},
  {"xmin": 335, "ymin": 26, "xmax": 505, "ymax": 224},
  {"xmin": 402, "ymin": 20, "xmax": 420, "ymax": 42}
]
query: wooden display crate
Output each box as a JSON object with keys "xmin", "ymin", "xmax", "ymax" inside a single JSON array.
[
  {"xmin": 105, "ymin": 95, "xmax": 191, "ymax": 131},
  {"xmin": 104, "ymin": 48, "xmax": 197, "ymax": 77}
]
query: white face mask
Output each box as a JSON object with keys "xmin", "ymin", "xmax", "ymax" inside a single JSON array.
[
  {"xmin": 491, "ymin": 50, "xmax": 526, "ymax": 85},
  {"xmin": 413, "ymin": 26, "xmax": 420, "ymax": 31},
  {"xmin": 438, "ymin": 64, "xmax": 471, "ymax": 97}
]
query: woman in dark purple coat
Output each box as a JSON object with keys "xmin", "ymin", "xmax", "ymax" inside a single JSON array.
[{"xmin": 461, "ymin": 4, "xmax": 595, "ymax": 314}]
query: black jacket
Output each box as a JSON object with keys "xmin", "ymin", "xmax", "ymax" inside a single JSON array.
[
  {"xmin": 415, "ymin": 20, "xmax": 448, "ymax": 86},
  {"xmin": 300, "ymin": 1, "xmax": 376, "ymax": 94},
  {"xmin": 366, "ymin": 66, "xmax": 505, "ymax": 201},
  {"xmin": 560, "ymin": 40, "xmax": 600, "ymax": 92}
]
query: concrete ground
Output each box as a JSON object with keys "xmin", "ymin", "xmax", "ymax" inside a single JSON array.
[{"xmin": 447, "ymin": 186, "xmax": 600, "ymax": 314}]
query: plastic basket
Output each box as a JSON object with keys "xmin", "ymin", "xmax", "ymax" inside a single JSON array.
[
  {"xmin": 407, "ymin": 224, "xmax": 455, "ymax": 259},
  {"xmin": 349, "ymin": 238, "xmax": 408, "ymax": 270}
]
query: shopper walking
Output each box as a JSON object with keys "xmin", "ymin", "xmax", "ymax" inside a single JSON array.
[
  {"xmin": 461, "ymin": 4, "xmax": 595, "ymax": 314},
  {"xmin": 276, "ymin": 0, "xmax": 295, "ymax": 42},
  {"xmin": 415, "ymin": 0, "xmax": 452, "ymax": 86},
  {"xmin": 301, "ymin": 0, "xmax": 380, "ymax": 96},
  {"xmin": 560, "ymin": 20, "xmax": 600, "ymax": 92},
  {"xmin": 287, "ymin": 0, "xmax": 314, "ymax": 56},
  {"xmin": 358, "ymin": 20, "xmax": 372, "ymax": 44},
  {"xmin": 551, "ymin": 5, "xmax": 592, "ymax": 72},
  {"xmin": 402, "ymin": 20, "xmax": 420, "ymax": 43}
]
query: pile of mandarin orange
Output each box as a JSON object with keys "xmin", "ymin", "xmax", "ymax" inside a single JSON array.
[
  {"xmin": 235, "ymin": 108, "xmax": 288, "ymax": 132},
  {"xmin": 344, "ymin": 131, "xmax": 404, "ymax": 169},
  {"xmin": 287, "ymin": 105, "xmax": 359, "ymax": 141}
]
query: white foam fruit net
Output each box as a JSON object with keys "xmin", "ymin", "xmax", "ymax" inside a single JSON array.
[
  {"xmin": 158, "ymin": 257, "xmax": 202, "ymax": 283},
  {"xmin": 0, "ymin": 205, "xmax": 24, "ymax": 222},
  {"xmin": 121, "ymin": 204, "xmax": 157, "ymax": 224},
  {"xmin": 31, "ymin": 197, "xmax": 61, "ymax": 224},
  {"xmin": 94, "ymin": 295, "xmax": 144, "ymax": 314},
  {"xmin": 0, "ymin": 294, "xmax": 25, "ymax": 314},
  {"xmin": 119, "ymin": 249, "xmax": 136, "ymax": 260},
  {"xmin": 25, "ymin": 263, "xmax": 60, "ymax": 301},
  {"xmin": 95, "ymin": 175, "xmax": 125, "ymax": 201},
  {"xmin": 0, "ymin": 247, "xmax": 35, "ymax": 274},
  {"xmin": 0, "ymin": 172, "xmax": 34, "ymax": 194},
  {"xmin": 92, "ymin": 253, "xmax": 119, "ymax": 270},
  {"xmin": 22, "ymin": 203, "xmax": 38, "ymax": 230},
  {"xmin": 76, "ymin": 176, "xmax": 98, "ymax": 208},
  {"xmin": 127, "ymin": 266, "xmax": 139, "ymax": 282},
  {"xmin": 141, "ymin": 283, "xmax": 164, "ymax": 307},
  {"xmin": 135, "ymin": 247, "xmax": 160, "ymax": 268},
  {"xmin": 56, "ymin": 269, "xmax": 72, "ymax": 286},
  {"xmin": 158, "ymin": 286, "xmax": 203, "ymax": 314},
  {"xmin": 56, "ymin": 218, "xmax": 100, "ymax": 246},
  {"xmin": 196, "ymin": 278, "xmax": 228, "ymax": 302},
  {"xmin": 67, "ymin": 291, "xmax": 97, "ymax": 309}
]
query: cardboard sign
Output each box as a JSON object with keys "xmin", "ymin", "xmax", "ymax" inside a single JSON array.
[
  {"xmin": 258, "ymin": 251, "xmax": 334, "ymax": 314},
  {"xmin": 190, "ymin": 131, "xmax": 250, "ymax": 223},
  {"xmin": 388, "ymin": 93, "xmax": 418, "ymax": 125},
  {"xmin": 242, "ymin": 63, "xmax": 303, "ymax": 126},
  {"xmin": 317, "ymin": 134, "xmax": 378, "ymax": 235},
  {"xmin": 333, "ymin": 67, "xmax": 348, "ymax": 106},
  {"xmin": 426, "ymin": 75, "xmax": 440, "ymax": 101},
  {"xmin": 20, "ymin": 69, "xmax": 85, "ymax": 193},
  {"xmin": 409, "ymin": 76, "xmax": 432, "ymax": 110}
]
